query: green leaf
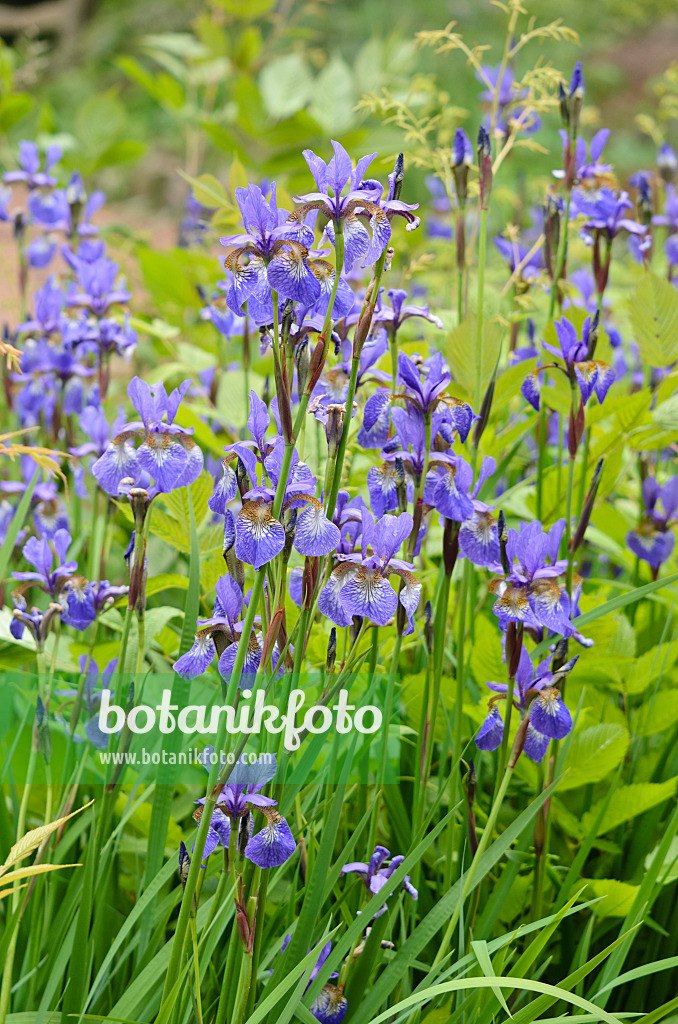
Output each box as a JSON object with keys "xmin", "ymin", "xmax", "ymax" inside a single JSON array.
[
  {"xmin": 308, "ymin": 57, "xmax": 356, "ymax": 133},
  {"xmin": 629, "ymin": 271, "xmax": 678, "ymax": 368},
  {"xmin": 558, "ymin": 724, "xmax": 629, "ymax": 792},
  {"xmin": 359, "ymin": 977, "xmax": 624, "ymax": 1024},
  {"xmin": 580, "ymin": 779, "xmax": 677, "ymax": 837},
  {"xmin": 579, "ymin": 879, "xmax": 640, "ymax": 918},
  {"xmin": 446, "ymin": 315, "xmax": 503, "ymax": 400},
  {"xmin": 644, "ymin": 835, "xmax": 678, "ymax": 886},
  {"xmin": 634, "ymin": 691, "xmax": 678, "ymax": 735},
  {"xmin": 259, "ymin": 53, "xmax": 313, "ymax": 119},
  {"xmin": 0, "ymin": 469, "xmax": 38, "ymax": 585},
  {"xmin": 176, "ymin": 169, "xmax": 232, "ymax": 210}
]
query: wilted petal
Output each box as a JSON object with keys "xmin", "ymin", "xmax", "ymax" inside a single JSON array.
[
  {"xmin": 529, "ymin": 688, "xmax": 572, "ymax": 740},
  {"xmin": 244, "ymin": 808, "xmax": 296, "ymax": 868},
  {"xmin": 236, "ymin": 499, "xmax": 286, "ymax": 569}
]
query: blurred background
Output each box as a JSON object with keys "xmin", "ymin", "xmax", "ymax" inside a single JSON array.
[{"xmin": 2, "ymin": 0, "xmax": 678, "ymax": 319}]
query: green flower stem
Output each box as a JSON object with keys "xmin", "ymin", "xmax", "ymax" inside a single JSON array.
[
  {"xmin": 189, "ymin": 916, "xmax": 203, "ymax": 1024},
  {"xmin": 474, "ymin": 206, "xmax": 489, "ymax": 411},
  {"xmin": 367, "ymin": 632, "xmax": 402, "ymax": 854},
  {"xmin": 326, "ymin": 247, "xmax": 387, "ymax": 521},
  {"xmin": 433, "ymin": 758, "xmax": 514, "ymax": 970},
  {"xmin": 0, "ymin": 732, "xmax": 39, "ymax": 1024},
  {"xmin": 160, "ymin": 364, "xmax": 304, "ymax": 1017},
  {"xmin": 445, "ymin": 560, "xmax": 471, "ymax": 890}
]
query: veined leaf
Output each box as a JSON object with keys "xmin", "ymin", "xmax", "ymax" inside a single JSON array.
[
  {"xmin": 629, "ymin": 271, "xmax": 678, "ymax": 367},
  {"xmin": 580, "ymin": 779, "xmax": 677, "ymax": 837},
  {"xmin": 446, "ymin": 314, "xmax": 503, "ymax": 400},
  {"xmin": 558, "ymin": 725, "xmax": 629, "ymax": 792}
]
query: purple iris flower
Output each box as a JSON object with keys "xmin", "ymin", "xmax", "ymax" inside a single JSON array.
[
  {"xmin": 475, "ymin": 645, "xmax": 577, "ymax": 762},
  {"xmin": 193, "ymin": 749, "xmax": 296, "ymax": 868},
  {"xmin": 28, "ymin": 189, "xmax": 69, "ymax": 228},
  {"xmin": 312, "ymin": 329, "xmax": 388, "ymax": 419},
  {"xmin": 10, "ymin": 597, "xmax": 64, "ymax": 647},
  {"xmin": 33, "ymin": 496, "xmax": 69, "ymax": 539},
  {"xmin": 4, "ymin": 141, "xmax": 61, "ymax": 188},
  {"xmin": 92, "ymin": 377, "xmax": 203, "ymax": 495},
  {"xmin": 361, "ymin": 350, "xmax": 472, "ymax": 451},
  {"xmin": 457, "ymin": 457, "xmax": 502, "ymax": 565},
  {"xmin": 219, "ymin": 182, "xmax": 321, "ymax": 324},
  {"xmin": 488, "ymin": 519, "xmax": 586, "ymax": 641},
  {"xmin": 652, "ymin": 184, "xmax": 678, "ymax": 232},
  {"xmin": 68, "ymin": 256, "xmax": 131, "ymax": 316},
  {"xmin": 293, "ymin": 141, "xmax": 395, "ymax": 273},
  {"xmin": 318, "ymin": 509, "xmax": 421, "ymax": 634},
  {"xmin": 19, "ymin": 277, "xmax": 65, "ymax": 336},
  {"xmin": 521, "ymin": 315, "xmax": 615, "ymax": 411},
  {"xmin": 658, "ymin": 142, "xmax": 678, "ymax": 182},
  {"xmin": 13, "ymin": 529, "xmax": 76, "ymax": 595},
  {"xmin": 626, "ymin": 476, "xmax": 678, "ymax": 572},
  {"xmin": 572, "ymin": 187, "xmax": 647, "ymax": 242},
  {"xmin": 476, "ymin": 63, "xmax": 541, "ymax": 135},
  {"xmin": 494, "ymin": 235, "xmax": 542, "ymax": 280},
  {"xmin": 341, "ymin": 844, "xmax": 418, "ymax": 918},
  {"xmin": 56, "ymin": 656, "xmax": 119, "ymax": 748},
  {"xmin": 277, "ymin": 936, "xmax": 347, "ymax": 1024},
  {"xmin": 200, "ymin": 284, "xmax": 248, "ymax": 337},
  {"xmin": 27, "ymin": 237, "xmax": 57, "ymax": 269},
  {"xmin": 371, "ymin": 287, "xmax": 443, "ymax": 335},
  {"xmin": 210, "ymin": 392, "xmax": 338, "ymax": 568},
  {"xmin": 0, "ymin": 183, "xmax": 12, "ymax": 220},
  {"xmin": 553, "ymin": 129, "xmax": 611, "ymax": 183}
]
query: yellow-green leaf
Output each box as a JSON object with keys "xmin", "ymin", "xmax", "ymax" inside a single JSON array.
[{"xmin": 629, "ymin": 271, "xmax": 678, "ymax": 368}]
